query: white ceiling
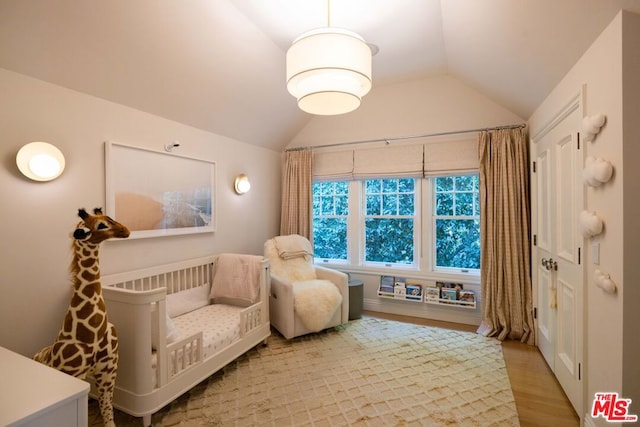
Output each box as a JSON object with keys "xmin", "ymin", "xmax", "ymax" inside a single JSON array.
[{"xmin": 1, "ymin": 0, "xmax": 639, "ymax": 151}]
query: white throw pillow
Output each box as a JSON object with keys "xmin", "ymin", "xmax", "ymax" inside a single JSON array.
[
  {"xmin": 151, "ymin": 312, "xmax": 180, "ymax": 350},
  {"xmin": 166, "ymin": 284, "xmax": 212, "ymax": 318}
]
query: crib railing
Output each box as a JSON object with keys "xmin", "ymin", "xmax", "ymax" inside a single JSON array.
[
  {"xmin": 105, "ymin": 256, "xmax": 215, "ymax": 295},
  {"xmin": 240, "ymin": 303, "xmax": 264, "ymax": 337},
  {"xmin": 166, "ymin": 332, "xmax": 204, "ymax": 381}
]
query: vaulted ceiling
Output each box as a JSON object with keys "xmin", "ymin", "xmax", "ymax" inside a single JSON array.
[{"xmin": 1, "ymin": 0, "xmax": 639, "ymax": 151}]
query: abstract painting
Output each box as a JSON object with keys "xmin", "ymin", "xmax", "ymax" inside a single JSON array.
[{"xmin": 105, "ymin": 141, "xmax": 215, "ymax": 239}]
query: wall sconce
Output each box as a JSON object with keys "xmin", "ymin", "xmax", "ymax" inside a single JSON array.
[
  {"xmin": 16, "ymin": 142, "xmax": 66, "ymax": 181},
  {"xmin": 234, "ymin": 174, "xmax": 251, "ymax": 194},
  {"xmin": 164, "ymin": 141, "xmax": 180, "ymax": 152}
]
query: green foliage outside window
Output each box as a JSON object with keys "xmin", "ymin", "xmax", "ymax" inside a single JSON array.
[
  {"xmin": 365, "ymin": 218, "xmax": 414, "ymax": 264},
  {"xmin": 313, "ymin": 218, "xmax": 347, "ymax": 260},
  {"xmin": 312, "ymin": 174, "xmax": 480, "ymax": 270},
  {"xmin": 365, "ymin": 179, "xmax": 415, "ymax": 264},
  {"xmin": 434, "ymin": 174, "xmax": 480, "ymax": 269},
  {"xmin": 313, "ymin": 182, "xmax": 348, "ymax": 260}
]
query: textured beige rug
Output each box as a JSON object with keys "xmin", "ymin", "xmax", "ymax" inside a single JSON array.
[{"xmin": 90, "ymin": 316, "xmax": 519, "ymax": 426}]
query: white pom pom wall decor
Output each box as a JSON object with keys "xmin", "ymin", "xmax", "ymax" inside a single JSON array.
[
  {"xmin": 579, "ymin": 210, "xmax": 604, "ymax": 238},
  {"xmin": 594, "ymin": 269, "xmax": 616, "ymax": 294},
  {"xmin": 581, "ymin": 113, "xmax": 606, "ymax": 142},
  {"xmin": 582, "ymin": 156, "xmax": 614, "ymax": 187}
]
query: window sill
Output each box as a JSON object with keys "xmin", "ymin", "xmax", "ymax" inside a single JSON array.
[{"xmin": 314, "ymin": 262, "xmax": 480, "ymax": 285}]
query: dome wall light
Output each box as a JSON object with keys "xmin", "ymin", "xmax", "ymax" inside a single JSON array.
[
  {"xmin": 16, "ymin": 142, "xmax": 66, "ymax": 182},
  {"xmin": 234, "ymin": 174, "xmax": 251, "ymax": 195}
]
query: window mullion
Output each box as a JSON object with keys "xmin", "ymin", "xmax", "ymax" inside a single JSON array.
[{"xmin": 349, "ymin": 180, "xmax": 361, "ymax": 265}]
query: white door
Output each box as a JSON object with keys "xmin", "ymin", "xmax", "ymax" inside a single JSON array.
[
  {"xmin": 531, "ymin": 101, "xmax": 584, "ymax": 417},
  {"xmin": 533, "ymin": 142, "xmax": 555, "ymax": 367}
]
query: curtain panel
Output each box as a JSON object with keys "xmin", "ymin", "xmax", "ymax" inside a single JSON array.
[
  {"xmin": 280, "ymin": 149, "xmax": 312, "ymax": 239},
  {"xmin": 476, "ymin": 128, "xmax": 535, "ymax": 344}
]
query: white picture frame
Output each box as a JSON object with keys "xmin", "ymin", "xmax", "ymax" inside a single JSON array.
[{"xmin": 105, "ymin": 141, "xmax": 216, "ymax": 239}]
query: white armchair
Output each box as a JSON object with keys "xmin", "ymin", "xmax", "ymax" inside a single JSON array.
[{"xmin": 264, "ymin": 235, "xmax": 349, "ymax": 339}]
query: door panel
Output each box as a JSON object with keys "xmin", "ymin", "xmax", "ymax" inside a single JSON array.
[
  {"xmin": 553, "ymin": 131, "xmax": 583, "ymax": 416},
  {"xmin": 532, "ymin": 102, "xmax": 583, "ymax": 418},
  {"xmin": 557, "ymin": 135, "xmax": 577, "ymax": 262},
  {"xmin": 537, "ymin": 265, "xmax": 554, "ymax": 367},
  {"xmin": 557, "ymin": 278, "xmax": 576, "ymax": 374},
  {"xmin": 535, "ymin": 144, "xmax": 555, "ymax": 367},
  {"xmin": 537, "ymin": 149, "xmax": 551, "ymax": 252}
]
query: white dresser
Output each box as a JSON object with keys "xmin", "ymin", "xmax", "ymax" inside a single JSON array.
[{"xmin": 0, "ymin": 346, "xmax": 89, "ymax": 427}]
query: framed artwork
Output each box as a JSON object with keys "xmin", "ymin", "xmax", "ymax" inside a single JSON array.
[{"xmin": 105, "ymin": 141, "xmax": 216, "ymax": 239}]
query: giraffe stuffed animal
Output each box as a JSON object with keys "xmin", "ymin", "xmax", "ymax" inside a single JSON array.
[{"xmin": 33, "ymin": 208, "xmax": 130, "ymax": 427}]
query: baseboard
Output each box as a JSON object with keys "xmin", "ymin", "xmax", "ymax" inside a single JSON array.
[
  {"xmin": 583, "ymin": 414, "xmax": 596, "ymax": 427},
  {"xmin": 363, "ymin": 298, "xmax": 481, "ymax": 326}
]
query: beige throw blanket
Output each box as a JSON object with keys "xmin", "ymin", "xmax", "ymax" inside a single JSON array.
[
  {"xmin": 274, "ymin": 234, "xmax": 314, "ymax": 260},
  {"xmin": 210, "ymin": 253, "xmax": 263, "ymax": 305},
  {"xmin": 293, "ymin": 279, "xmax": 342, "ymax": 332}
]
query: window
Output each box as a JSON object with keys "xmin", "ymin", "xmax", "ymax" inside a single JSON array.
[
  {"xmin": 433, "ymin": 174, "xmax": 480, "ymax": 270},
  {"xmin": 364, "ymin": 179, "xmax": 416, "ymax": 265},
  {"xmin": 311, "ymin": 173, "xmax": 480, "ymax": 276},
  {"xmin": 312, "ymin": 181, "xmax": 349, "ymax": 260}
]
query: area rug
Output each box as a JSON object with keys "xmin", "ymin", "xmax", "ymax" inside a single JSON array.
[{"xmin": 89, "ymin": 316, "xmax": 519, "ymax": 426}]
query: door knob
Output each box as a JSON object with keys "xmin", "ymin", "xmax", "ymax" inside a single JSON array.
[
  {"xmin": 549, "ymin": 258, "xmax": 558, "ymax": 271},
  {"xmin": 541, "ymin": 257, "xmax": 558, "ymax": 271}
]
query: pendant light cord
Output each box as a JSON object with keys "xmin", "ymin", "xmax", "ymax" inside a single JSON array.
[{"xmin": 327, "ymin": 0, "xmax": 331, "ymax": 27}]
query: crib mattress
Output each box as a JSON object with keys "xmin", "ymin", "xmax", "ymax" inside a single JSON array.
[
  {"xmin": 152, "ymin": 304, "xmax": 244, "ymax": 382},
  {"xmin": 173, "ymin": 304, "xmax": 244, "ymax": 356}
]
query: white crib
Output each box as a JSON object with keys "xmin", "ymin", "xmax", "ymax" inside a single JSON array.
[{"xmin": 95, "ymin": 255, "xmax": 270, "ymax": 426}]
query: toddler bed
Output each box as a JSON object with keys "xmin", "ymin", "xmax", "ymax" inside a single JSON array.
[{"xmin": 94, "ymin": 254, "xmax": 270, "ymax": 426}]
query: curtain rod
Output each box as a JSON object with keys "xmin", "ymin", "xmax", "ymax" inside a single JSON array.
[{"xmin": 286, "ymin": 123, "xmax": 526, "ymax": 151}]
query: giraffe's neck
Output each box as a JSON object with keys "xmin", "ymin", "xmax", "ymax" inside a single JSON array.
[
  {"xmin": 59, "ymin": 240, "xmax": 108, "ymax": 344},
  {"xmin": 71, "ymin": 240, "xmax": 102, "ymax": 291}
]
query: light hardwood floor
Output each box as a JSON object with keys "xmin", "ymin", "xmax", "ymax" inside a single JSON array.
[{"xmin": 364, "ymin": 311, "xmax": 580, "ymax": 427}]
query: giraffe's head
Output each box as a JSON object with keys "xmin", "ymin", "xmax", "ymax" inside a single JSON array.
[{"xmin": 73, "ymin": 208, "xmax": 130, "ymax": 244}]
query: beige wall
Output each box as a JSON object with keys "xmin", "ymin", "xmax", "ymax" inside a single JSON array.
[
  {"xmin": 288, "ymin": 74, "xmax": 524, "ymax": 148},
  {"xmin": 0, "ymin": 68, "xmax": 281, "ymax": 357},
  {"xmin": 621, "ymin": 10, "xmax": 640, "ymax": 417},
  {"xmin": 529, "ymin": 10, "xmax": 640, "ymax": 422}
]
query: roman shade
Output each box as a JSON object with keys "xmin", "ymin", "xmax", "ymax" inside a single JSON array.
[
  {"xmin": 312, "ymin": 150, "xmax": 353, "ymax": 182},
  {"xmin": 353, "ymin": 145, "xmax": 424, "ymax": 179},
  {"xmin": 423, "ymin": 137, "xmax": 478, "ymax": 176},
  {"xmin": 311, "ymin": 135, "xmax": 479, "ymax": 180}
]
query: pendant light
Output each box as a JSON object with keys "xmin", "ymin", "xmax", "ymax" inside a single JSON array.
[{"xmin": 286, "ymin": 1, "xmax": 372, "ymax": 115}]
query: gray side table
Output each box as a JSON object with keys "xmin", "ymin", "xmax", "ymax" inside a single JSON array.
[{"xmin": 348, "ymin": 278, "xmax": 364, "ymax": 320}]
